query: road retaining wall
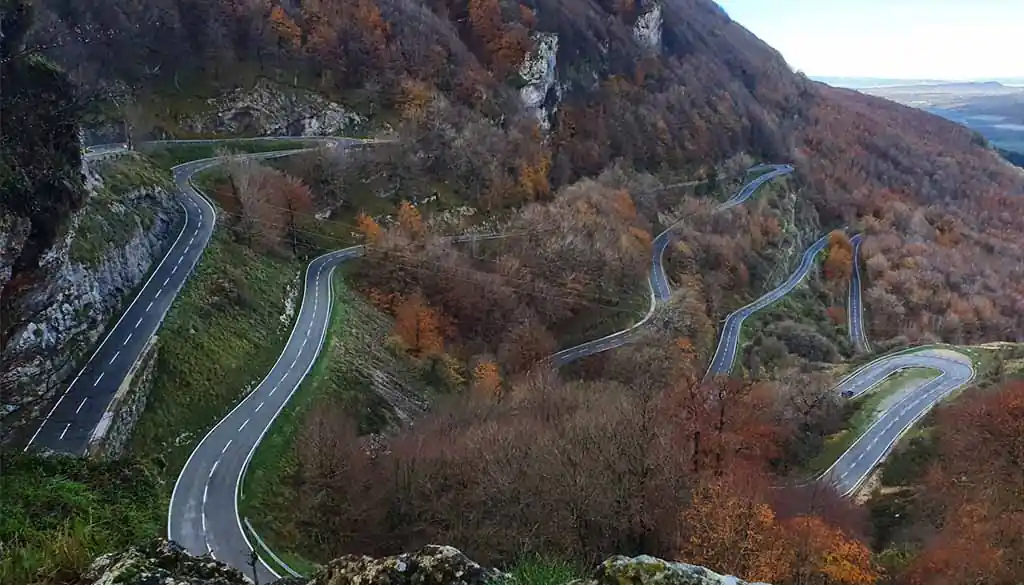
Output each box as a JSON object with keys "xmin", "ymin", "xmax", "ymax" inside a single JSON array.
[{"xmin": 86, "ymin": 335, "xmax": 158, "ymax": 459}]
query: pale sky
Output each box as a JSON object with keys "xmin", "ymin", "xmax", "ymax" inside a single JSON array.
[{"xmin": 716, "ymin": 0, "xmax": 1022, "ymax": 81}]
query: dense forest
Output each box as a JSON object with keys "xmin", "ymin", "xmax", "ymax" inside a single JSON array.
[{"xmin": 7, "ymin": 0, "xmax": 1024, "ymax": 584}]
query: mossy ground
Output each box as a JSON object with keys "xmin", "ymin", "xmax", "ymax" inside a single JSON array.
[
  {"xmin": 496, "ymin": 556, "xmax": 587, "ymax": 585},
  {"xmin": 70, "ymin": 153, "xmax": 173, "ymax": 266},
  {"xmin": 0, "ymin": 452, "xmax": 162, "ymax": 585}
]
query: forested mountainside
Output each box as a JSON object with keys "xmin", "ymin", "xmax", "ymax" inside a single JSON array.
[
  {"xmin": 7, "ymin": 0, "xmax": 1024, "ymax": 584},
  {"xmin": 34, "ymin": 0, "xmax": 1024, "ymax": 350}
]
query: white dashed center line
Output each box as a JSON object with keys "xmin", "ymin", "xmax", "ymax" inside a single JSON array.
[
  {"xmin": 59, "ymin": 424, "xmax": 71, "ymax": 440},
  {"xmin": 109, "ymin": 351, "xmax": 120, "ymax": 364},
  {"xmin": 255, "ymin": 402, "xmax": 264, "ymax": 413},
  {"xmin": 238, "ymin": 419, "xmax": 250, "ymax": 432},
  {"xmin": 146, "ymin": 301, "xmax": 154, "ymax": 311},
  {"xmin": 76, "ymin": 397, "xmax": 88, "ymax": 414},
  {"xmin": 222, "ymin": 440, "xmax": 232, "ymax": 454},
  {"xmin": 94, "ymin": 372, "xmax": 105, "ymax": 386}
]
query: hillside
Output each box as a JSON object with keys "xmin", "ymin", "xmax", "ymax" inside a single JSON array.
[{"xmin": 6, "ymin": 0, "xmax": 1024, "ymax": 584}]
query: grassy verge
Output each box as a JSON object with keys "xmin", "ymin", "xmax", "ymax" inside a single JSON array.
[
  {"xmin": 139, "ymin": 140, "xmax": 313, "ymax": 169},
  {"xmin": 126, "ymin": 165, "xmax": 308, "ymax": 480},
  {"xmin": 802, "ymin": 367, "xmax": 942, "ymax": 476},
  {"xmin": 0, "ymin": 452, "xmax": 162, "ymax": 585},
  {"xmin": 240, "ymin": 268, "xmax": 425, "ymax": 572},
  {"xmin": 495, "ymin": 556, "xmax": 587, "ymax": 585},
  {"xmin": 129, "ymin": 224, "xmax": 303, "ymax": 480}
]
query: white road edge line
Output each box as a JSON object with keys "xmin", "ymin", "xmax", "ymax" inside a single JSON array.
[
  {"xmin": 23, "ymin": 194, "xmax": 193, "ymax": 451},
  {"xmin": 233, "ymin": 248, "xmax": 349, "ymax": 581}
]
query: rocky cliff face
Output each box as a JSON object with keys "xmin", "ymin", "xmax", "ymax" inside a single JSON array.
[
  {"xmin": 519, "ymin": 32, "xmax": 561, "ymax": 129},
  {"xmin": 0, "ymin": 155, "xmax": 179, "ymax": 438},
  {"xmin": 79, "ymin": 540, "xmax": 767, "ymax": 585},
  {"xmin": 174, "ymin": 78, "xmax": 369, "ymax": 138},
  {"xmin": 633, "ymin": 1, "xmax": 664, "ymax": 51}
]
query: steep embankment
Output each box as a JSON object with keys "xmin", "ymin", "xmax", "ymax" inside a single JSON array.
[{"xmin": 1, "ymin": 152, "xmax": 180, "ymax": 441}]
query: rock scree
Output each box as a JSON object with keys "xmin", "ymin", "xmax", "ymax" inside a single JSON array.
[{"xmin": 78, "ymin": 540, "xmax": 768, "ymax": 585}]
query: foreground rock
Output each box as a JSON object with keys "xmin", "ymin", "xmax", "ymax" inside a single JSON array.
[
  {"xmin": 79, "ymin": 540, "xmax": 767, "ymax": 585},
  {"xmin": 81, "ymin": 540, "xmax": 248, "ymax": 585},
  {"xmin": 308, "ymin": 545, "xmax": 500, "ymax": 585},
  {"xmin": 586, "ymin": 555, "xmax": 768, "ymax": 585}
]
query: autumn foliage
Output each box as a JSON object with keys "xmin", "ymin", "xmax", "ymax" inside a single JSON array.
[
  {"xmin": 823, "ymin": 231, "xmax": 853, "ymax": 282},
  {"xmin": 679, "ymin": 475, "xmax": 876, "ymax": 585},
  {"xmin": 897, "ymin": 381, "xmax": 1024, "ymax": 585},
  {"xmin": 356, "ymin": 212, "xmax": 382, "ymax": 244},
  {"xmin": 286, "ymin": 364, "xmax": 872, "ymax": 583},
  {"xmin": 221, "ymin": 158, "xmax": 314, "ymax": 253},
  {"xmin": 392, "ymin": 293, "xmax": 444, "ymax": 358},
  {"xmin": 470, "ymin": 360, "xmax": 502, "ymax": 396}
]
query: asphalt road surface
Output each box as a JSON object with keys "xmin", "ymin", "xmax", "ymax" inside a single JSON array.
[
  {"xmin": 847, "ymin": 233, "xmax": 871, "ymax": 352},
  {"xmin": 165, "ymin": 160, "xmax": 794, "ymax": 576},
  {"xmin": 820, "ymin": 348, "xmax": 974, "ymax": 495},
  {"xmin": 705, "ymin": 232, "xmax": 831, "ymax": 377},
  {"xmin": 551, "ymin": 164, "xmax": 794, "ymax": 366},
  {"xmin": 23, "ymin": 141, "xmax": 334, "ymax": 455},
  {"xmin": 168, "ymin": 244, "xmax": 362, "ymax": 582}
]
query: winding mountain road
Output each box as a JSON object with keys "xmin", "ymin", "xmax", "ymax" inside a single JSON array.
[
  {"xmin": 29, "ymin": 141, "xmax": 980, "ymax": 577},
  {"xmin": 24, "ymin": 140, "xmax": 345, "ymax": 455},
  {"xmin": 169, "ymin": 244, "xmax": 360, "ymax": 582},
  {"xmin": 821, "ymin": 348, "xmax": 974, "ymax": 495},
  {"xmin": 847, "ymin": 234, "xmax": 871, "ymax": 352},
  {"xmin": 166, "ymin": 161, "xmax": 799, "ymax": 576},
  {"xmin": 705, "ymin": 232, "xmax": 831, "ymax": 377},
  {"xmin": 550, "ymin": 164, "xmax": 795, "ymax": 366}
]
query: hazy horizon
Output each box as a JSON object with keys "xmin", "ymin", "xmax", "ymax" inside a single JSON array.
[{"xmin": 717, "ymin": 0, "xmax": 1023, "ymax": 81}]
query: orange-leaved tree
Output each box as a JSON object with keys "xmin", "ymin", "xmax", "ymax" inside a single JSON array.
[
  {"xmin": 397, "ymin": 201, "xmax": 425, "ymax": 240},
  {"xmin": 823, "ymin": 230, "xmax": 854, "ymax": 282},
  {"xmin": 471, "ymin": 360, "xmax": 502, "ymax": 397},
  {"xmin": 357, "ymin": 212, "xmax": 382, "ymax": 244},
  {"xmin": 678, "ymin": 474, "xmax": 878, "ymax": 585},
  {"xmin": 901, "ymin": 380, "xmax": 1024, "ymax": 585},
  {"xmin": 780, "ymin": 515, "xmax": 877, "ymax": 585},
  {"xmin": 393, "ymin": 293, "xmax": 444, "ymax": 357},
  {"xmin": 269, "ymin": 5, "xmax": 301, "ymax": 49}
]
